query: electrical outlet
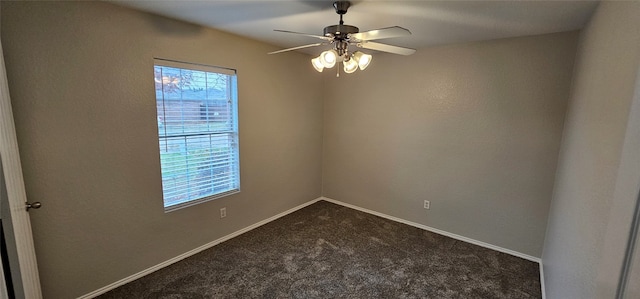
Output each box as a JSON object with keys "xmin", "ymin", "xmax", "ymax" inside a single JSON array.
[
  {"xmin": 220, "ymin": 207, "xmax": 227, "ymax": 218},
  {"xmin": 424, "ymin": 200, "xmax": 430, "ymax": 210}
]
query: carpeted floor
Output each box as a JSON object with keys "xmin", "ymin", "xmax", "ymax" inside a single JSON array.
[{"xmin": 98, "ymin": 200, "xmax": 541, "ymax": 298}]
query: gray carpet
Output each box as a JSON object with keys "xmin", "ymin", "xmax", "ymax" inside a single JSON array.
[{"xmin": 98, "ymin": 200, "xmax": 541, "ymax": 298}]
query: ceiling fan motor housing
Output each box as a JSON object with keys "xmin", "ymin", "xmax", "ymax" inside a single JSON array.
[{"xmin": 323, "ymin": 24, "xmax": 359, "ymax": 40}]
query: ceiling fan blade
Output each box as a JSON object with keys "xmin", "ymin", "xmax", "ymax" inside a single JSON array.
[
  {"xmin": 268, "ymin": 43, "xmax": 324, "ymax": 55},
  {"xmin": 358, "ymin": 42, "xmax": 416, "ymax": 56},
  {"xmin": 274, "ymin": 30, "xmax": 332, "ymax": 41},
  {"xmin": 350, "ymin": 26, "xmax": 412, "ymax": 41}
]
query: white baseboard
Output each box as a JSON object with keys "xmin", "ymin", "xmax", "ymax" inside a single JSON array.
[
  {"xmin": 78, "ymin": 197, "xmax": 323, "ymax": 299},
  {"xmin": 320, "ymin": 197, "xmax": 542, "ymax": 263},
  {"xmin": 320, "ymin": 197, "xmax": 546, "ymax": 298},
  {"xmin": 79, "ymin": 196, "xmax": 544, "ymax": 299}
]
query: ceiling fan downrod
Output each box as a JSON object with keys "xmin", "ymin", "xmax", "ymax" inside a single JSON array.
[
  {"xmin": 324, "ymin": 1, "xmax": 359, "ymax": 41},
  {"xmin": 333, "ymin": 1, "xmax": 350, "ymax": 25}
]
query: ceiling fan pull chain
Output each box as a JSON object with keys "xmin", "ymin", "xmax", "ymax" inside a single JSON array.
[{"xmin": 336, "ymin": 65, "xmax": 340, "ymax": 77}]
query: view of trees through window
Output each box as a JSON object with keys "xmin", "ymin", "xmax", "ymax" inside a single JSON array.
[{"xmin": 154, "ymin": 62, "xmax": 239, "ymax": 210}]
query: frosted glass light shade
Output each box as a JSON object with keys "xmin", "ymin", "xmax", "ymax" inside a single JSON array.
[
  {"xmin": 343, "ymin": 58, "xmax": 358, "ymax": 74},
  {"xmin": 311, "ymin": 57, "xmax": 324, "ymax": 72},
  {"xmin": 352, "ymin": 51, "xmax": 372, "ymax": 70},
  {"xmin": 319, "ymin": 50, "xmax": 337, "ymax": 68}
]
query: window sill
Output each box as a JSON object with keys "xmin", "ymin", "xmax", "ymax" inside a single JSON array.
[{"xmin": 163, "ymin": 189, "xmax": 240, "ymax": 213}]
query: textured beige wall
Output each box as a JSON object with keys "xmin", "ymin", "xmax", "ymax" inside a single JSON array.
[
  {"xmin": 1, "ymin": 1, "xmax": 323, "ymax": 298},
  {"xmin": 322, "ymin": 32, "xmax": 578, "ymax": 258},
  {"xmin": 542, "ymin": 2, "xmax": 640, "ymax": 298}
]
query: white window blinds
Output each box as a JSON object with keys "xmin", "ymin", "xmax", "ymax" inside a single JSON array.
[{"xmin": 154, "ymin": 59, "xmax": 240, "ymax": 211}]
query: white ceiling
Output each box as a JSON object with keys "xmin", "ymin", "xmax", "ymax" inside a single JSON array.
[{"xmin": 113, "ymin": 0, "xmax": 599, "ymax": 54}]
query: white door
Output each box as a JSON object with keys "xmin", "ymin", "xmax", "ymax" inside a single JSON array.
[{"xmin": 0, "ymin": 34, "xmax": 43, "ymax": 298}]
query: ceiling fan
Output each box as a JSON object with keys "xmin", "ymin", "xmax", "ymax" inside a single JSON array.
[{"xmin": 268, "ymin": 0, "xmax": 416, "ymax": 75}]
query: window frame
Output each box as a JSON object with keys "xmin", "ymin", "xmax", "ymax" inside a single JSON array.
[{"xmin": 153, "ymin": 58, "xmax": 240, "ymax": 212}]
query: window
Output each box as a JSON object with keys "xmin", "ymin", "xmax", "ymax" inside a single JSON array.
[{"xmin": 154, "ymin": 59, "xmax": 240, "ymax": 211}]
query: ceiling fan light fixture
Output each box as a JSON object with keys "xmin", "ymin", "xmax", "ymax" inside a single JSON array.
[
  {"xmin": 319, "ymin": 50, "xmax": 338, "ymax": 68},
  {"xmin": 343, "ymin": 58, "xmax": 358, "ymax": 74},
  {"xmin": 311, "ymin": 57, "xmax": 324, "ymax": 72},
  {"xmin": 352, "ymin": 51, "xmax": 372, "ymax": 70},
  {"xmin": 269, "ymin": 0, "xmax": 415, "ymax": 76}
]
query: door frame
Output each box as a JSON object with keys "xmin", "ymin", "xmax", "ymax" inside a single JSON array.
[{"xmin": 616, "ymin": 190, "xmax": 640, "ymax": 298}]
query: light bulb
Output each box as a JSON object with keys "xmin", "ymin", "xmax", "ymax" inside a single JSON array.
[
  {"xmin": 319, "ymin": 50, "xmax": 337, "ymax": 68},
  {"xmin": 352, "ymin": 51, "xmax": 372, "ymax": 70},
  {"xmin": 311, "ymin": 57, "xmax": 324, "ymax": 72},
  {"xmin": 343, "ymin": 58, "xmax": 358, "ymax": 74}
]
